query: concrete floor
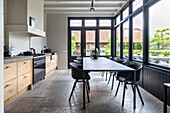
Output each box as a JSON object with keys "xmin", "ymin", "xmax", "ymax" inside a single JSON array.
[{"xmin": 5, "ymin": 69, "xmax": 170, "ymax": 113}]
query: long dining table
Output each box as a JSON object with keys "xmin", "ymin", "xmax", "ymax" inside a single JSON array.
[{"xmin": 82, "ymin": 57, "xmax": 136, "ymax": 109}]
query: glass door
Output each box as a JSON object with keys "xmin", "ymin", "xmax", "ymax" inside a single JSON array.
[{"xmin": 84, "ymin": 30, "xmax": 96, "ymax": 56}]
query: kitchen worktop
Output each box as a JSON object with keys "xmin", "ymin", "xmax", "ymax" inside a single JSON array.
[
  {"xmin": 4, "ymin": 52, "xmax": 58, "ymax": 64},
  {"xmin": 4, "ymin": 56, "xmax": 33, "ymax": 64}
]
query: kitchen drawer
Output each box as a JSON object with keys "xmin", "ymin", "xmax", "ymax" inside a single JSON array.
[
  {"xmin": 18, "ymin": 60, "xmax": 31, "ymax": 76},
  {"xmin": 4, "ymin": 63, "xmax": 17, "ymax": 82},
  {"xmin": 46, "ymin": 56, "xmax": 51, "ymax": 64},
  {"xmin": 18, "ymin": 73, "xmax": 31, "ymax": 92},
  {"xmin": 4, "ymin": 78, "xmax": 17, "ymax": 101}
]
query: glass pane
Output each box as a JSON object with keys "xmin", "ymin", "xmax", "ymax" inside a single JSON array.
[
  {"xmin": 133, "ymin": 12, "xmax": 143, "ymax": 61},
  {"xmin": 71, "ymin": 31, "xmax": 81, "ymax": 56},
  {"xmin": 123, "ymin": 21, "xmax": 129, "ymax": 58},
  {"xmin": 70, "ymin": 20, "xmax": 82, "ymax": 27},
  {"xmin": 133, "ymin": 0, "xmax": 143, "ymax": 12},
  {"xmin": 99, "ymin": 30, "xmax": 111, "ymax": 55},
  {"xmin": 86, "ymin": 30, "xmax": 95, "ymax": 56},
  {"xmin": 99, "ymin": 20, "xmax": 111, "ymax": 27},
  {"xmin": 116, "ymin": 15, "xmax": 120, "ymax": 25},
  {"xmin": 85, "ymin": 20, "xmax": 96, "ymax": 27},
  {"xmin": 149, "ymin": 0, "xmax": 170, "ymax": 68},
  {"xmin": 123, "ymin": 7, "xmax": 129, "ymax": 19},
  {"xmin": 116, "ymin": 27, "xmax": 120, "ymax": 56}
]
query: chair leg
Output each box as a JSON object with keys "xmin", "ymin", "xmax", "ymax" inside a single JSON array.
[
  {"xmin": 122, "ymin": 83, "xmax": 126, "ymax": 107},
  {"xmin": 136, "ymin": 85, "xmax": 144, "ymax": 105},
  {"xmin": 105, "ymin": 71, "xmax": 108, "ymax": 81},
  {"xmin": 69, "ymin": 80, "xmax": 77, "ymax": 101},
  {"xmin": 131, "ymin": 84, "xmax": 134, "ymax": 93},
  {"xmin": 115, "ymin": 81, "xmax": 120, "ymax": 96},
  {"xmin": 85, "ymin": 82, "xmax": 90, "ymax": 103},
  {"xmin": 108, "ymin": 73, "xmax": 112, "ymax": 84},
  {"xmin": 86, "ymin": 80, "xmax": 90, "ymax": 93},
  {"xmin": 101, "ymin": 72, "xmax": 104, "ymax": 78},
  {"xmin": 111, "ymin": 74, "xmax": 115, "ymax": 90}
]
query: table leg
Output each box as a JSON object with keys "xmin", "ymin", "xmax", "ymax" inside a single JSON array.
[
  {"xmin": 83, "ymin": 77, "xmax": 86, "ymax": 109},
  {"xmin": 133, "ymin": 71, "xmax": 136, "ymax": 110},
  {"xmin": 164, "ymin": 86, "xmax": 167, "ymax": 113}
]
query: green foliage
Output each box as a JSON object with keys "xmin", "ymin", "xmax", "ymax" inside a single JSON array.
[
  {"xmin": 71, "ymin": 35, "xmax": 77, "ymax": 56},
  {"xmin": 150, "ymin": 28, "xmax": 170, "ymax": 50},
  {"xmin": 134, "ymin": 42, "xmax": 142, "ymax": 50},
  {"xmin": 149, "ymin": 50, "xmax": 170, "ymax": 56},
  {"xmin": 104, "ymin": 37, "xmax": 111, "ymax": 55},
  {"xmin": 124, "ymin": 42, "xmax": 129, "ymax": 50}
]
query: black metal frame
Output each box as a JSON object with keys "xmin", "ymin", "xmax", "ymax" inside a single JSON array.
[
  {"xmin": 68, "ymin": 17, "xmax": 113, "ymax": 67},
  {"xmin": 68, "ymin": 0, "xmax": 169, "ymax": 69}
]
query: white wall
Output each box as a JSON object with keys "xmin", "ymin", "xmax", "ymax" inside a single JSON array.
[
  {"xmin": 0, "ymin": 0, "xmax": 4, "ymax": 112},
  {"xmin": 9, "ymin": 33, "xmax": 30, "ymax": 55},
  {"xmin": 46, "ymin": 14, "xmax": 112, "ymax": 69},
  {"xmin": 47, "ymin": 15, "xmax": 68, "ymax": 68}
]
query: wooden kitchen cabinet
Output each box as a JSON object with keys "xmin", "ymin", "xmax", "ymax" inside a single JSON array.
[
  {"xmin": 18, "ymin": 60, "xmax": 31, "ymax": 76},
  {"xmin": 4, "ymin": 78, "xmax": 17, "ymax": 101},
  {"xmin": 4, "ymin": 63, "xmax": 17, "ymax": 83},
  {"xmin": 46, "ymin": 53, "xmax": 58, "ymax": 76},
  {"xmin": 4, "ymin": 59, "xmax": 33, "ymax": 106},
  {"xmin": 18, "ymin": 73, "xmax": 31, "ymax": 92}
]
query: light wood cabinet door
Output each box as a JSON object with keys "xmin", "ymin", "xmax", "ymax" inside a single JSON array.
[
  {"xmin": 4, "ymin": 78, "xmax": 17, "ymax": 101},
  {"xmin": 18, "ymin": 73, "xmax": 31, "ymax": 92},
  {"xmin": 18, "ymin": 60, "xmax": 31, "ymax": 76},
  {"xmin": 4, "ymin": 63, "xmax": 17, "ymax": 82},
  {"xmin": 55, "ymin": 54, "xmax": 58, "ymax": 68},
  {"xmin": 46, "ymin": 55, "xmax": 51, "ymax": 64}
]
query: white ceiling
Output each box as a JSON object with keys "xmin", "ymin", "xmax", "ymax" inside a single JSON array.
[{"xmin": 44, "ymin": 0, "xmax": 128, "ymax": 16}]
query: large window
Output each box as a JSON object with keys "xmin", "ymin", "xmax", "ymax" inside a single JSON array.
[
  {"xmin": 99, "ymin": 30, "xmax": 111, "ymax": 55},
  {"xmin": 86, "ymin": 30, "xmax": 95, "ymax": 56},
  {"xmin": 116, "ymin": 27, "xmax": 120, "ymax": 56},
  {"xmin": 99, "ymin": 20, "xmax": 111, "ymax": 27},
  {"xmin": 133, "ymin": 0, "xmax": 143, "ymax": 12},
  {"xmin": 70, "ymin": 20, "xmax": 82, "ymax": 27},
  {"xmin": 123, "ymin": 21, "xmax": 129, "ymax": 58},
  {"xmin": 149, "ymin": 0, "xmax": 170, "ymax": 68},
  {"xmin": 71, "ymin": 31, "xmax": 81, "ymax": 56},
  {"xmin": 123, "ymin": 7, "xmax": 129, "ymax": 19},
  {"xmin": 85, "ymin": 20, "xmax": 96, "ymax": 27},
  {"xmin": 133, "ymin": 12, "xmax": 143, "ymax": 61},
  {"xmin": 116, "ymin": 15, "xmax": 120, "ymax": 25}
]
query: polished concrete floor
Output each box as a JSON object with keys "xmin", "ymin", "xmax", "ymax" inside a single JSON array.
[{"xmin": 5, "ymin": 69, "xmax": 170, "ymax": 113}]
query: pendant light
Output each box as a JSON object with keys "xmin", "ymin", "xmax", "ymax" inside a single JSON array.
[{"xmin": 90, "ymin": 0, "xmax": 95, "ymax": 12}]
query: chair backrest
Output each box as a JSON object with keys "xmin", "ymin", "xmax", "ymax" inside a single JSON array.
[
  {"xmin": 70, "ymin": 62, "xmax": 84, "ymax": 79},
  {"xmin": 126, "ymin": 64, "xmax": 143, "ymax": 82},
  {"xmin": 76, "ymin": 56, "xmax": 83, "ymax": 61},
  {"xmin": 74, "ymin": 59, "xmax": 83, "ymax": 64}
]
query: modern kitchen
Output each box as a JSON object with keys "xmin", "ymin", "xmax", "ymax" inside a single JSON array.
[{"xmin": 0, "ymin": 0, "xmax": 170, "ymax": 113}]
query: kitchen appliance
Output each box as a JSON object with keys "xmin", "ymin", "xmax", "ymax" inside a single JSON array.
[
  {"xmin": 30, "ymin": 48, "xmax": 36, "ymax": 54},
  {"xmin": 41, "ymin": 46, "xmax": 51, "ymax": 53},
  {"xmin": 33, "ymin": 55, "xmax": 45, "ymax": 84},
  {"xmin": 18, "ymin": 53, "xmax": 46, "ymax": 84}
]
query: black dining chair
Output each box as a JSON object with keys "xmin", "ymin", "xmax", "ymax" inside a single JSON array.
[
  {"xmin": 115, "ymin": 64, "xmax": 144, "ymax": 107},
  {"xmin": 107, "ymin": 58, "xmax": 127, "ymax": 90},
  {"xmin": 73, "ymin": 59, "xmax": 83, "ymax": 64},
  {"xmin": 69, "ymin": 62, "xmax": 90, "ymax": 102},
  {"xmin": 76, "ymin": 56, "xmax": 83, "ymax": 61}
]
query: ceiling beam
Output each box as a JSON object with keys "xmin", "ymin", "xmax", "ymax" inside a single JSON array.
[
  {"xmin": 44, "ymin": 0, "xmax": 127, "ymax": 5},
  {"xmin": 45, "ymin": 11, "xmax": 115, "ymax": 15},
  {"xmin": 44, "ymin": 7, "xmax": 120, "ymax": 11}
]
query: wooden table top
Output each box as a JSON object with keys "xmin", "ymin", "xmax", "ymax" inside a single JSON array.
[{"xmin": 83, "ymin": 57, "xmax": 135, "ymax": 72}]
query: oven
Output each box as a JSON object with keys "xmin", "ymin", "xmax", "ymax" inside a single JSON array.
[{"xmin": 33, "ymin": 56, "xmax": 46, "ymax": 84}]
